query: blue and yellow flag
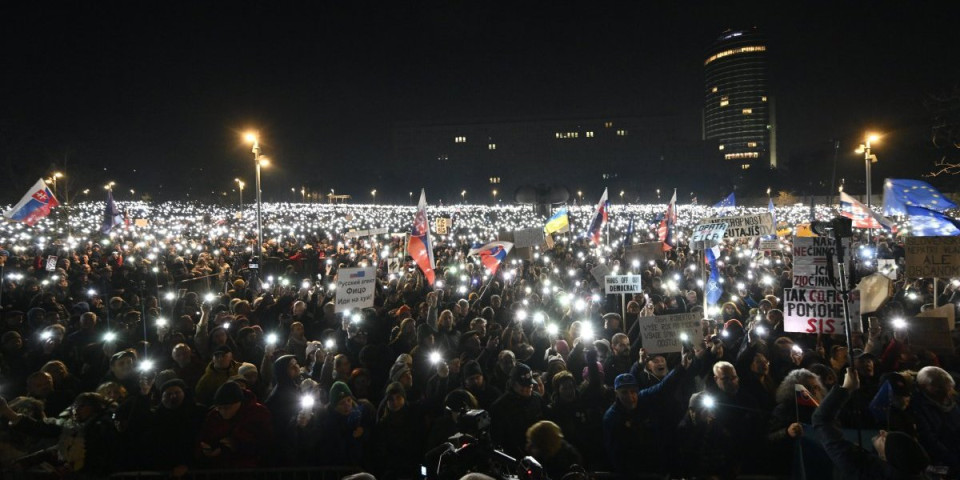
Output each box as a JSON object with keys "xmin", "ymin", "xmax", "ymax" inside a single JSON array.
[{"xmin": 544, "ymin": 207, "xmax": 570, "ymax": 234}]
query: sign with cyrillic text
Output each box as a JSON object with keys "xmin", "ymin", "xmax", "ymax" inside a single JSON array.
[{"xmin": 335, "ymin": 267, "xmax": 376, "ymax": 313}]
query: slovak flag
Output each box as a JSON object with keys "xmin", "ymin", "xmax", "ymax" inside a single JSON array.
[
  {"xmin": 587, "ymin": 188, "xmax": 609, "ymax": 246},
  {"xmin": 795, "ymin": 384, "xmax": 820, "ymax": 408},
  {"xmin": 468, "ymin": 241, "xmax": 514, "ymax": 276},
  {"xmin": 3, "ymin": 179, "xmax": 59, "ymax": 226},
  {"xmin": 839, "ymin": 192, "xmax": 894, "ymax": 231},
  {"xmin": 407, "ymin": 189, "xmax": 436, "ymax": 285},
  {"xmin": 658, "ymin": 189, "xmax": 677, "ymax": 251}
]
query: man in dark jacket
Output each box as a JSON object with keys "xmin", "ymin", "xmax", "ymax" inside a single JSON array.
[
  {"xmin": 813, "ymin": 369, "xmax": 930, "ymax": 479},
  {"xmin": 489, "ymin": 362, "xmax": 543, "ymax": 458},
  {"xmin": 603, "ymin": 367, "xmax": 684, "ymax": 476},
  {"xmin": 197, "ymin": 381, "xmax": 274, "ymax": 468}
]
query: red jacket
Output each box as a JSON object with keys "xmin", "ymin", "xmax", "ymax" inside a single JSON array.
[{"xmin": 196, "ymin": 396, "xmax": 274, "ymax": 468}]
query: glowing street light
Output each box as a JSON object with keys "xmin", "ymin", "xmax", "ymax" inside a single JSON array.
[
  {"xmin": 371, "ymin": 189, "xmax": 377, "ymax": 204},
  {"xmin": 855, "ymin": 132, "xmax": 880, "ymax": 242},
  {"xmin": 245, "ymin": 131, "xmax": 267, "ymax": 278},
  {"xmin": 492, "ymin": 189, "xmax": 498, "ymax": 205},
  {"xmin": 461, "ymin": 190, "xmax": 466, "ymax": 203},
  {"xmin": 104, "ymin": 181, "xmax": 116, "ymax": 191},
  {"xmin": 235, "ymin": 178, "xmax": 245, "ymax": 219}
]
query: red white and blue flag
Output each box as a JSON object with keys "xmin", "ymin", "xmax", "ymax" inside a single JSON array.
[
  {"xmin": 407, "ymin": 189, "xmax": 436, "ymax": 285},
  {"xmin": 3, "ymin": 179, "xmax": 59, "ymax": 226},
  {"xmin": 795, "ymin": 384, "xmax": 820, "ymax": 408},
  {"xmin": 468, "ymin": 241, "xmax": 514, "ymax": 276},
  {"xmin": 839, "ymin": 192, "xmax": 894, "ymax": 231},
  {"xmin": 658, "ymin": 189, "xmax": 677, "ymax": 251},
  {"xmin": 587, "ymin": 188, "xmax": 609, "ymax": 246}
]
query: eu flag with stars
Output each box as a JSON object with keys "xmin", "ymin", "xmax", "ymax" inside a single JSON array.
[
  {"xmin": 882, "ymin": 179, "xmax": 957, "ymax": 216},
  {"xmin": 712, "ymin": 192, "xmax": 735, "ymax": 210},
  {"xmin": 905, "ymin": 206, "xmax": 960, "ymax": 236}
]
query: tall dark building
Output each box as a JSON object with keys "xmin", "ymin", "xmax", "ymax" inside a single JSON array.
[{"xmin": 703, "ymin": 28, "xmax": 777, "ymax": 172}]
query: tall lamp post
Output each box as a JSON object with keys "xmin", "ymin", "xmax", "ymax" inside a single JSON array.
[
  {"xmin": 235, "ymin": 178, "xmax": 244, "ymax": 219},
  {"xmin": 371, "ymin": 189, "xmax": 377, "ymax": 204},
  {"xmin": 855, "ymin": 133, "xmax": 880, "ymax": 243},
  {"xmin": 461, "ymin": 190, "xmax": 466, "ymax": 204},
  {"xmin": 245, "ymin": 132, "xmax": 267, "ymax": 273}
]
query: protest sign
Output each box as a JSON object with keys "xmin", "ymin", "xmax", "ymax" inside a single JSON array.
[
  {"xmin": 590, "ymin": 263, "xmax": 610, "ymax": 285},
  {"xmin": 792, "ymin": 237, "xmax": 852, "ymax": 289},
  {"xmin": 627, "ymin": 242, "xmax": 663, "ymax": 261},
  {"xmin": 904, "ymin": 237, "xmax": 960, "ymax": 278},
  {"xmin": 387, "ymin": 257, "xmax": 403, "ymax": 275},
  {"xmin": 434, "ymin": 217, "xmax": 451, "ymax": 235},
  {"xmin": 783, "ymin": 288, "xmax": 861, "ymax": 334},
  {"xmin": 636, "ymin": 312, "xmax": 702, "ymax": 354},
  {"xmin": 917, "ymin": 304, "xmax": 955, "ymax": 331},
  {"xmin": 690, "ymin": 222, "xmax": 727, "ymax": 244},
  {"xmin": 343, "ymin": 227, "xmax": 389, "ymax": 239},
  {"xmin": 45, "ymin": 256, "xmax": 57, "ymax": 272},
  {"xmin": 877, "ymin": 259, "xmax": 898, "ymax": 280},
  {"xmin": 699, "ymin": 213, "xmax": 774, "ymax": 239},
  {"xmin": 908, "ymin": 316, "xmax": 954, "ymax": 355},
  {"xmin": 604, "ymin": 275, "xmax": 642, "ymax": 295},
  {"xmin": 759, "ymin": 238, "xmax": 780, "ymax": 251},
  {"xmin": 513, "ymin": 227, "xmax": 546, "ymax": 249},
  {"xmin": 335, "ymin": 267, "xmax": 376, "ymax": 313},
  {"xmin": 134, "ymin": 219, "xmax": 149, "ymax": 227}
]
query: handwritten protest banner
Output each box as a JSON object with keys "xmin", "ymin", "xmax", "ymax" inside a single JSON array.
[
  {"xmin": 637, "ymin": 312, "xmax": 702, "ymax": 354},
  {"xmin": 905, "ymin": 237, "xmax": 960, "ymax": 278},
  {"xmin": 699, "ymin": 213, "xmax": 774, "ymax": 239},
  {"xmin": 604, "ymin": 275, "xmax": 642, "ymax": 295},
  {"xmin": 784, "ymin": 288, "xmax": 861, "ymax": 334}
]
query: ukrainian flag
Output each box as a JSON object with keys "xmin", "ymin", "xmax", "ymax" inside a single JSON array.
[{"xmin": 544, "ymin": 207, "xmax": 570, "ymax": 234}]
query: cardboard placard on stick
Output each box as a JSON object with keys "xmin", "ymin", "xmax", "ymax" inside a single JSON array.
[
  {"xmin": 636, "ymin": 312, "xmax": 702, "ymax": 354},
  {"xmin": 904, "ymin": 237, "xmax": 960, "ymax": 278}
]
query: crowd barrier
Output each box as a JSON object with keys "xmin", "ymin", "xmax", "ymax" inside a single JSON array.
[{"xmin": 108, "ymin": 466, "xmax": 360, "ymax": 480}]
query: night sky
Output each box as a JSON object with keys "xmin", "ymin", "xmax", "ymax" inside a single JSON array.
[{"xmin": 3, "ymin": 1, "xmax": 959, "ymax": 202}]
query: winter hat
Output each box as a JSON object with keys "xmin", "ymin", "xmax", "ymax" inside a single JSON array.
[
  {"xmin": 160, "ymin": 378, "xmax": 187, "ymax": 395},
  {"xmin": 213, "ymin": 381, "xmax": 244, "ymax": 405},
  {"xmin": 237, "ymin": 363, "xmax": 258, "ymax": 377},
  {"xmin": 526, "ymin": 420, "xmax": 564, "ymax": 456},
  {"xmin": 389, "ymin": 362, "xmax": 411, "ymax": 383},
  {"xmin": 329, "ymin": 381, "xmax": 354, "ymax": 407},
  {"xmin": 883, "ymin": 432, "xmax": 929, "ymax": 474},
  {"xmin": 462, "ymin": 360, "xmax": 483, "ymax": 380},
  {"xmin": 510, "ymin": 363, "xmax": 537, "ymax": 386},
  {"xmin": 384, "ymin": 381, "xmax": 406, "ymax": 398}
]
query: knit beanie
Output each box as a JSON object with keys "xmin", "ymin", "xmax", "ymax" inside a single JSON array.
[
  {"xmin": 329, "ymin": 381, "xmax": 353, "ymax": 407},
  {"xmin": 389, "ymin": 362, "xmax": 411, "ymax": 383}
]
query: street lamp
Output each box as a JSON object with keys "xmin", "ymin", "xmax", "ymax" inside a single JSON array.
[
  {"xmin": 492, "ymin": 189, "xmax": 498, "ymax": 205},
  {"xmin": 104, "ymin": 181, "xmax": 116, "ymax": 191},
  {"xmin": 129, "ymin": 189, "xmax": 135, "ymax": 200},
  {"xmin": 371, "ymin": 189, "xmax": 377, "ymax": 204},
  {"xmin": 619, "ymin": 191, "xmax": 625, "ymax": 203},
  {"xmin": 461, "ymin": 190, "xmax": 466, "ymax": 203},
  {"xmin": 50, "ymin": 172, "xmax": 63, "ymax": 199},
  {"xmin": 235, "ymin": 179, "xmax": 244, "ymax": 219},
  {"xmin": 577, "ymin": 190, "xmax": 583, "ymax": 205},
  {"xmin": 301, "ymin": 187, "xmax": 306, "ymax": 203},
  {"xmin": 656, "ymin": 188, "xmax": 661, "ymax": 202},
  {"xmin": 855, "ymin": 133, "xmax": 880, "ymax": 242},
  {"xmin": 245, "ymin": 131, "xmax": 267, "ymax": 275},
  {"xmin": 409, "ymin": 192, "xmax": 413, "ymax": 205}
]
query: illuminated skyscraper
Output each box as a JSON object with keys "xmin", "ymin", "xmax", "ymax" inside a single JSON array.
[{"xmin": 703, "ymin": 28, "xmax": 776, "ymax": 171}]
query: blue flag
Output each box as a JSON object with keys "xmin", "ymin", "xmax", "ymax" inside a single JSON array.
[
  {"xmin": 713, "ymin": 192, "xmax": 735, "ymax": 210},
  {"xmin": 882, "ymin": 179, "xmax": 957, "ymax": 216},
  {"xmin": 705, "ymin": 246, "xmax": 723, "ymax": 305},
  {"xmin": 905, "ymin": 205, "xmax": 960, "ymax": 236},
  {"xmin": 624, "ymin": 214, "xmax": 635, "ymax": 247},
  {"xmin": 101, "ymin": 191, "xmax": 123, "ymax": 235}
]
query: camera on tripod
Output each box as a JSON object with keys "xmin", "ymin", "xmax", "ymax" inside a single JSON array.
[
  {"xmin": 810, "ymin": 216, "xmax": 853, "ymax": 238},
  {"xmin": 422, "ymin": 409, "xmax": 544, "ymax": 480}
]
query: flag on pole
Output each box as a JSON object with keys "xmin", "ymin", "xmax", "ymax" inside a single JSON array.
[
  {"xmin": 468, "ymin": 241, "xmax": 514, "ymax": 275},
  {"xmin": 544, "ymin": 207, "xmax": 570, "ymax": 234},
  {"xmin": 101, "ymin": 191, "xmax": 123, "ymax": 235},
  {"xmin": 2, "ymin": 179, "xmax": 59, "ymax": 226},
  {"xmin": 882, "ymin": 178, "xmax": 957, "ymax": 216},
  {"xmin": 658, "ymin": 189, "xmax": 677, "ymax": 251},
  {"xmin": 587, "ymin": 188, "xmax": 609, "ymax": 246},
  {"xmin": 407, "ymin": 189, "xmax": 436, "ymax": 285},
  {"xmin": 795, "ymin": 384, "xmax": 820, "ymax": 408},
  {"xmin": 705, "ymin": 246, "xmax": 723, "ymax": 305},
  {"xmin": 624, "ymin": 214, "xmax": 635, "ymax": 247},
  {"xmin": 839, "ymin": 192, "xmax": 894, "ymax": 231},
  {"xmin": 712, "ymin": 192, "xmax": 735, "ymax": 210},
  {"xmin": 904, "ymin": 205, "xmax": 960, "ymax": 236}
]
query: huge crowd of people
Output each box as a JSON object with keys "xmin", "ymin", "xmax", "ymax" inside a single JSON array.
[{"xmin": 0, "ymin": 199, "xmax": 957, "ymax": 479}]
